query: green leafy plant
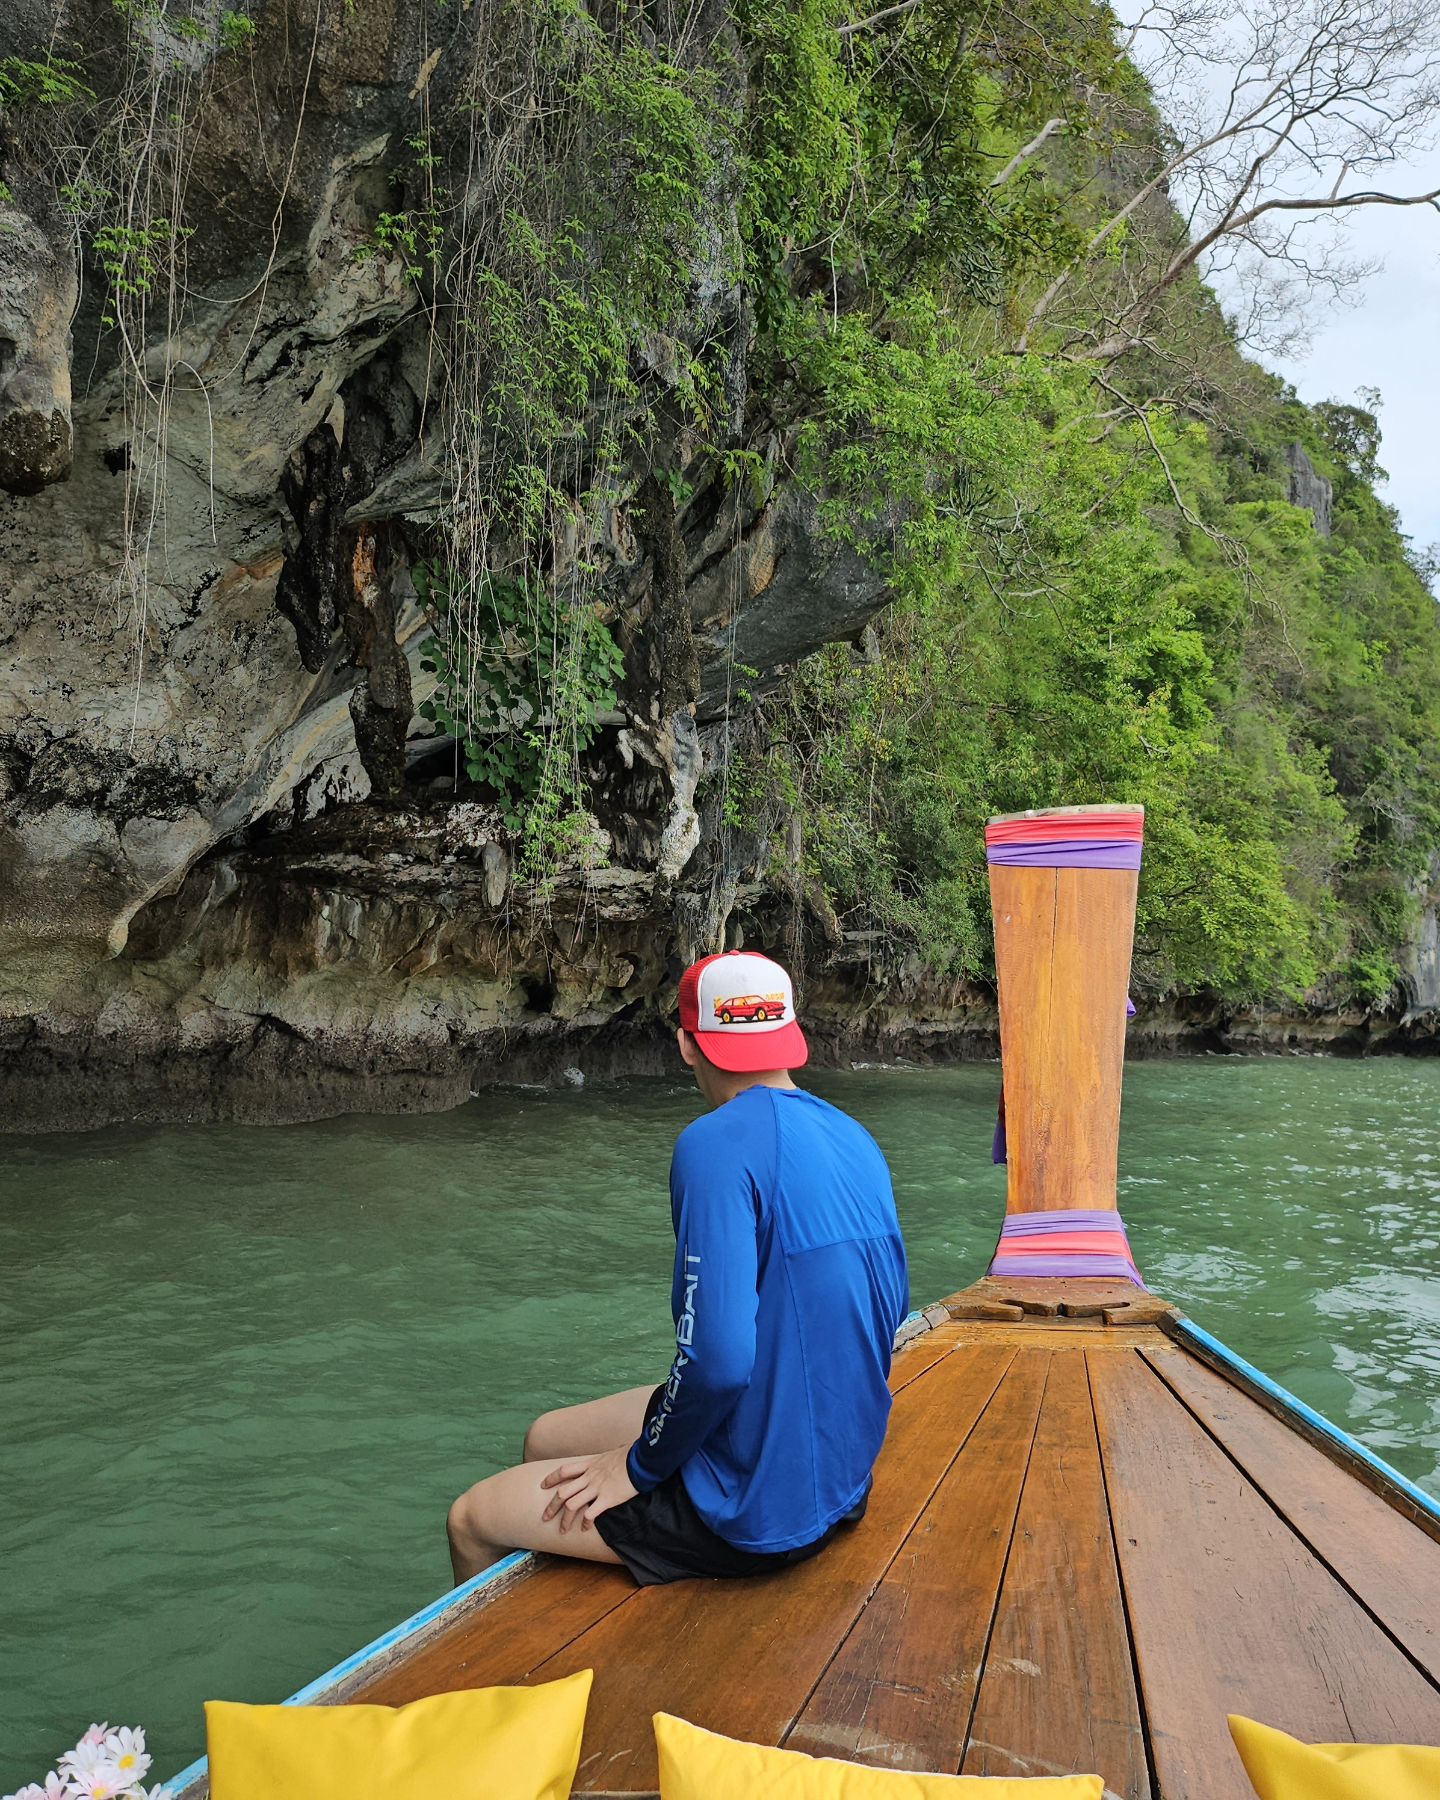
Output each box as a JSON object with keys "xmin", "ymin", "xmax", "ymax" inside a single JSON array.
[
  {"xmin": 403, "ymin": 0, "xmax": 726, "ymax": 876},
  {"xmin": 415, "ymin": 561, "xmax": 625, "ymax": 839},
  {"xmin": 92, "ymin": 218, "xmax": 191, "ymax": 325},
  {"xmin": 355, "ymin": 208, "xmax": 442, "ymax": 283},
  {"xmin": 218, "ymin": 8, "xmax": 256, "ymax": 49},
  {"xmin": 0, "ymin": 53, "xmax": 95, "ymax": 106}
]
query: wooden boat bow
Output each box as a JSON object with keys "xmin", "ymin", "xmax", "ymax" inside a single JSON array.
[{"xmin": 168, "ymin": 802, "xmax": 1440, "ymax": 1799}]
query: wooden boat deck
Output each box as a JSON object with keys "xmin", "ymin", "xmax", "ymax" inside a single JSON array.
[{"xmin": 338, "ymin": 1292, "xmax": 1440, "ymax": 1799}]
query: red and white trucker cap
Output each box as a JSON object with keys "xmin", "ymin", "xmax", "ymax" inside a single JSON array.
[{"xmin": 678, "ymin": 950, "xmax": 809, "ymax": 1074}]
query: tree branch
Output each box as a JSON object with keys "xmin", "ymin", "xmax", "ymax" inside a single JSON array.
[
  {"xmin": 991, "ymin": 118, "xmax": 1068, "ymax": 186},
  {"xmin": 836, "ymin": 0, "xmax": 922, "ymax": 36},
  {"xmin": 1084, "ymin": 181, "xmax": 1440, "ymax": 360}
]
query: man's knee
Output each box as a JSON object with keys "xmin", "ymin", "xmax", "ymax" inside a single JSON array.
[
  {"xmin": 522, "ymin": 1409, "xmax": 562, "ymax": 1463},
  {"xmin": 447, "ymin": 1483, "xmax": 484, "ymax": 1551}
]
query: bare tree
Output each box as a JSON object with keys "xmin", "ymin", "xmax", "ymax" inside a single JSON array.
[{"xmin": 1019, "ymin": 0, "xmax": 1440, "ymax": 363}]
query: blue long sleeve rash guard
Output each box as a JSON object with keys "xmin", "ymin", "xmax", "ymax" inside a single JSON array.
[{"xmin": 625, "ymin": 1085, "xmax": 909, "ymax": 1553}]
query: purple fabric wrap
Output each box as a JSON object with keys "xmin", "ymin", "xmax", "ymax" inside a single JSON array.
[
  {"xmin": 989, "ymin": 1207, "xmax": 1146, "ymax": 1288},
  {"xmin": 996, "ymin": 1208, "xmax": 1128, "ymax": 1233},
  {"xmin": 989, "ymin": 1253, "xmax": 1143, "ymax": 1282},
  {"xmin": 986, "ymin": 839, "xmax": 1143, "ymax": 869}
]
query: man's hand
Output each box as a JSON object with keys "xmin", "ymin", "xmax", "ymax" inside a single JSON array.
[{"xmin": 540, "ymin": 1447, "xmax": 638, "ymax": 1533}]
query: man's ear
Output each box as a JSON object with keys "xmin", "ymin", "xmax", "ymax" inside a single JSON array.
[{"xmin": 677, "ymin": 1026, "xmax": 698, "ymax": 1068}]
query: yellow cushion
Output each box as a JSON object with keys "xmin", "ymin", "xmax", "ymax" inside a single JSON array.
[
  {"xmin": 654, "ymin": 1713, "xmax": 1104, "ymax": 1797},
  {"xmin": 206, "ymin": 1669, "xmax": 592, "ymax": 1800},
  {"xmin": 1229, "ymin": 1715, "xmax": 1440, "ymax": 1800}
]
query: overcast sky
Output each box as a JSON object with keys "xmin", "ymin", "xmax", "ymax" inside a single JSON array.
[
  {"xmin": 1247, "ymin": 167, "xmax": 1440, "ymax": 560},
  {"xmin": 1112, "ymin": 5, "xmax": 1440, "ymax": 566}
]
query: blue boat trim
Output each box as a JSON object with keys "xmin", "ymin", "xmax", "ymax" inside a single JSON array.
[
  {"xmin": 164, "ymin": 1550, "xmax": 532, "ymax": 1794},
  {"xmin": 1171, "ymin": 1317, "xmax": 1440, "ymax": 1528}
]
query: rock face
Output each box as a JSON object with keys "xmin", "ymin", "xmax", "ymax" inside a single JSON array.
[
  {"xmin": 0, "ymin": 0, "xmax": 908, "ymax": 1130},
  {"xmin": 0, "ymin": 183, "xmax": 76, "ymax": 493},
  {"xmin": 1286, "ymin": 442, "xmax": 1333, "ymax": 536},
  {"xmin": 1404, "ymin": 864, "xmax": 1440, "ymax": 1018}
]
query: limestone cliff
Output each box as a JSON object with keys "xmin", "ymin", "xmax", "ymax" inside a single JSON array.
[
  {"xmin": 0, "ymin": 0, "xmax": 908, "ymax": 1129},
  {"xmin": 1285, "ymin": 443, "xmax": 1333, "ymax": 538}
]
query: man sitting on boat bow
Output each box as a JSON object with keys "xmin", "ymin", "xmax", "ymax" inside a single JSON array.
[{"xmin": 446, "ymin": 950, "xmax": 911, "ymax": 1586}]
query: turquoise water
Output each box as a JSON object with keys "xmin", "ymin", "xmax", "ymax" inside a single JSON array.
[{"xmin": 3, "ymin": 1059, "xmax": 1439, "ymax": 1789}]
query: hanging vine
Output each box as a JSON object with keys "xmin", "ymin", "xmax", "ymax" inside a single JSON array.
[
  {"xmin": 409, "ymin": 0, "xmax": 734, "ymax": 872},
  {"xmin": 1, "ymin": 0, "xmax": 279, "ymax": 733}
]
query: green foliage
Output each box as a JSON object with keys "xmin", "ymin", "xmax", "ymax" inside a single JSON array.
[
  {"xmin": 393, "ymin": 0, "xmax": 1440, "ymax": 991},
  {"xmin": 355, "ymin": 209, "xmax": 442, "ymax": 283},
  {"xmin": 218, "ymin": 11, "xmax": 257, "ymax": 52},
  {"xmin": 1314, "ymin": 394, "xmax": 1386, "ymax": 485},
  {"xmin": 720, "ymin": 0, "xmax": 1440, "ymax": 1007},
  {"xmin": 415, "ymin": 561, "xmax": 625, "ymax": 848},
  {"xmin": 92, "ymin": 218, "xmax": 191, "ymax": 326},
  {"xmin": 736, "ymin": 0, "xmax": 1113, "ymax": 348},
  {"xmin": 0, "ymin": 53, "xmax": 94, "ymax": 106},
  {"xmin": 766, "ymin": 338, "xmax": 1440, "ymax": 1003},
  {"xmin": 359, "ymin": 128, "xmax": 448, "ymax": 282},
  {"xmin": 410, "ymin": 0, "xmax": 729, "ymax": 866},
  {"xmin": 451, "ymin": 14, "xmax": 723, "ymax": 462}
]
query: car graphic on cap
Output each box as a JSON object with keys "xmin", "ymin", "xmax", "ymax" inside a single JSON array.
[{"xmin": 714, "ymin": 992, "xmax": 788, "ymax": 1025}]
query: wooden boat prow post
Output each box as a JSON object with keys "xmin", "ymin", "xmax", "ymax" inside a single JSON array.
[{"xmin": 169, "ymin": 803, "xmax": 1440, "ymax": 1798}]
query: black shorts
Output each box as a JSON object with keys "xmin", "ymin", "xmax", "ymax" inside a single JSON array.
[{"xmin": 593, "ymin": 1386, "xmax": 870, "ymax": 1587}]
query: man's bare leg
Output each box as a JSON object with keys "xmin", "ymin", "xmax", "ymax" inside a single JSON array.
[
  {"xmin": 521, "ymin": 1384, "xmax": 654, "ymax": 1462},
  {"xmin": 447, "ymin": 1459, "xmax": 628, "ymax": 1582},
  {"xmin": 447, "ymin": 1386, "xmax": 655, "ymax": 1584}
]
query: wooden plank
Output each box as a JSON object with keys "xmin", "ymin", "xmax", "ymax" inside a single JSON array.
[
  {"xmin": 1091, "ymin": 1351, "xmax": 1440, "ymax": 1800},
  {"xmin": 942, "ymin": 1325, "xmax": 1162, "ymax": 1350},
  {"xmin": 1158, "ymin": 1317, "xmax": 1440, "ymax": 1546},
  {"xmin": 945, "ymin": 1278, "xmax": 1173, "ymax": 1324},
  {"xmin": 990, "ymin": 861, "xmax": 1137, "ymax": 1216},
  {"xmin": 990, "ymin": 861, "xmax": 1058, "ymax": 1218},
  {"xmin": 1145, "ymin": 1344, "xmax": 1440, "ymax": 1684},
  {"xmin": 352, "ymin": 1558, "xmax": 639, "ymax": 1705},
  {"xmin": 890, "ymin": 1320, "xmax": 971, "ymax": 1393},
  {"xmin": 963, "ymin": 1353, "xmax": 1150, "ymax": 1797},
  {"xmin": 523, "ymin": 1345, "xmax": 1019, "ymax": 1793},
  {"xmin": 784, "ymin": 1349, "xmax": 1052, "ymax": 1770}
]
